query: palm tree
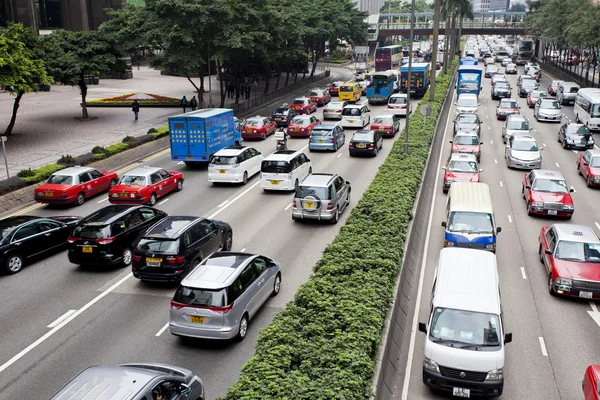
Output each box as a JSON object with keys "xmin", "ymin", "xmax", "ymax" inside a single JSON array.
[
  {"xmin": 440, "ymin": 0, "xmax": 452, "ymax": 73},
  {"xmin": 455, "ymin": 0, "xmax": 474, "ymax": 56},
  {"xmin": 429, "ymin": 0, "xmax": 441, "ymax": 101}
]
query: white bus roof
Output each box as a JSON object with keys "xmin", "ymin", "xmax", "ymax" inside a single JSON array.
[
  {"xmin": 434, "ymin": 248, "xmax": 500, "ymax": 315},
  {"xmin": 447, "ymin": 182, "xmax": 493, "ymax": 214},
  {"xmin": 576, "ymin": 88, "xmax": 600, "ymax": 102}
]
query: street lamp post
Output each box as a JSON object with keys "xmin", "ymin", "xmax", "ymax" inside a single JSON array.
[{"xmin": 404, "ymin": 0, "xmax": 416, "ymax": 155}]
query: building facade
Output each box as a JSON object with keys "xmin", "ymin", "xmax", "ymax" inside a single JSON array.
[
  {"xmin": 472, "ymin": 0, "xmax": 510, "ymax": 12},
  {"xmin": 0, "ymin": 0, "xmax": 126, "ymax": 31},
  {"xmin": 352, "ymin": 0, "xmax": 386, "ymax": 13}
]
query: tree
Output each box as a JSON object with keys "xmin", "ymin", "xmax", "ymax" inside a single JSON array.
[
  {"xmin": 429, "ymin": 0, "xmax": 441, "ymax": 101},
  {"xmin": 0, "ymin": 23, "xmax": 53, "ymax": 136},
  {"xmin": 510, "ymin": 2, "xmax": 527, "ymax": 12},
  {"xmin": 40, "ymin": 30, "xmax": 124, "ymax": 120},
  {"xmin": 380, "ymin": 0, "xmax": 433, "ymax": 13}
]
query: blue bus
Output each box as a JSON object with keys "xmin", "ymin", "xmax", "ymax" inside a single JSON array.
[
  {"xmin": 366, "ymin": 71, "xmax": 396, "ymax": 104},
  {"xmin": 460, "ymin": 57, "xmax": 478, "ymax": 66},
  {"xmin": 457, "ymin": 65, "xmax": 484, "ymax": 96}
]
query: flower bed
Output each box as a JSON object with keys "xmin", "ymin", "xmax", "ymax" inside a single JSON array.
[
  {"xmin": 86, "ymin": 92, "xmax": 181, "ymax": 107},
  {"xmin": 219, "ymin": 58, "xmax": 459, "ymax": 400}
]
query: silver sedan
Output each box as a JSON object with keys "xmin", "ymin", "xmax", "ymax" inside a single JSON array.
[
  {"xmin": 505, "ymin": 134, "xmax": 543, "ymax": 169},
  {"xmin": 323, "ymin": 101, "xmax": 348, "ymax": 120}
]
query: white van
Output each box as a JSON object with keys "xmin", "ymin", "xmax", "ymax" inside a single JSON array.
[
  {"xmin": 386, "ymin": 69, "xmax": 401, "ymax": 93},
  {"xmin": 387, "ymin": 93, "xmax": 411, "ymax": 117},
  {"xmin": 574, "ymin": 88, "xmax": 600, "ymax": 132},
  {"xmin": 419, "ymin": 247, "xmax": 512, "ymax": 398},
  {"xmin": 340, "ymin": 104, "xmax": 371, "ymax": 128},
  {"xmin": 260, "ymin": 150, "xmax": 312, "ymax": 191}
]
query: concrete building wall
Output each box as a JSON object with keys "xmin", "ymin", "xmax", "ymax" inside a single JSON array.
[
  {"xmin": 472, "ymin": 0, "xmax": 508, "ymax": 12},
  {"xmin": 352, "ymin": 0, "xmax": 386, "ymax": 13}
]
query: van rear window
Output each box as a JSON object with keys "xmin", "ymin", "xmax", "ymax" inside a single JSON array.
[
  {"xmin": 296, "ymin": 186, "xmax": 330, "ymax": 200},
  {"xmin": 137, "ymin": 238, "xmax": 179, "ymax": 253},
  {"xmin": 72, "ymin": 225, "xmax": 110, "ymax": 239},
  {"xmin": 339, "ymin": 86, "xmax": 354, "ymax": 92},
  {"xmin": 174, "ymin": 286, "xmax": 227, "ymax": 307},
  {"xmin": 262, "ymin": 160, "xmax": 290, "ymax": 173}
]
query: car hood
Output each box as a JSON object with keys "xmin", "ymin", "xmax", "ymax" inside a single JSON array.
[
  {"xmin": 510, "ymin": 150, "xmax": 541, "ymax": 161},
  {"xmin": 530, "ymin": 191, "xmax": 572, "ymax": 204},
  {"xmin": 445, "ymin": 171, "xmax": 480, "ymax": 182},
  {"xmin": 36, "ymin": 184, "xmax": 72, "ymax": 191},
  {"xmin": 110, "ymin": 185, "xmax": 144, "ymax": 192},
  {"xmin": 539, "ymin": 108, "xmax": 562, "ymax": 116},
  {"xmin": 553, "ymin": 259, "xmax": 600, "ymax": 281},
  {"xmin": 589, "ymin": 167, "xmax": 600, "ymax": 176}
]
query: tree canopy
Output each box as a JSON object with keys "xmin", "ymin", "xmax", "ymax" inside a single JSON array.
[{"xmin": 380, "ymin": 0, "xmax": 434, "ymax": 13}]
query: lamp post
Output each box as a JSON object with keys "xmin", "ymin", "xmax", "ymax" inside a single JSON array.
[{"xmin": 403, "ymin": 0, "xmax": 416, "ymax": 155}]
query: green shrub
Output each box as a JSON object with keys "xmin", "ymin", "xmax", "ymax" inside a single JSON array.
[
  {"xmin": 91, "ymin": 145, "xmax": 109, "ymax": 157},
  {"xmin": 21, "ymin": 164, "xmax": 65, "ymax": 184},
  {"xmin": 0, "ymin": 176, "xmax": 29, "ymax": 196},
  {"xmin": 93, "ymin": 152, "xmax": 107, "ymax": 160},
  {"xmin": 17, "ymin": 168, "xmax": 35, "ymax": 178},
  {"xmin": 57, "ymin": 154, "xmax": 77, "ymax": 166},
  {"xmin": 106, "ymin": 142, "xmax": 129, "ymax": 156},
  {"xmin": 220, "ymin": 57, "xmax": 460, "ymax": 400},
  {"xmin": 149, "ymin": 126, "xmax": 169, "ymax": 140},
  {"xmin": 147, "ymin": 127, "xmax": 158, "ymax": 134},
  {"xmin": 122, "ymin": 135, "xmax": 137, "ymax": 143}
]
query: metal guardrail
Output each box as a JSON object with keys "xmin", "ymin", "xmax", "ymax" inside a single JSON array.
[{"xmin": 378, "ymin": 21, "xmax": 525, "ymax": 30}]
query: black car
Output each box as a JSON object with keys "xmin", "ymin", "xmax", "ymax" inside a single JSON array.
[
  {"xmin": 491, "ymin": 81, "xmax": 512, "ymax": 100},
  {"xmin": 453, "ymin": 112, "xmax": 482, "ymax": 135},
  {"xmin": 519, "ymin": 80, "xmax": 537, "ymax": 98},
  {"xmin": 132, "ymin": 216, "xmax": 233, "ymax": 282},
  {"xmin": 68, "ymin": 205, "xmax": 167, "ymax": 268},
  {"xmin": 558, "ymin": 123, "xmax": 595, "ymax": 150},
  {"xmin": 349, "ymin": 130, "xmax": 383, "ymax": 157},
  {"xmin": 271, "ymin": 106, "xmax": 298, "ymax": 127},
  {"xmin": 0, "ymin": 215, "xmax": 80, "ymax": 274}
]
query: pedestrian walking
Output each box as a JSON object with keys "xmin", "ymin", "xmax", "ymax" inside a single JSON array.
[
  {"xmin": 132, "ymin": 100, "xmax": 140, "ymax": 121},
  {"xmin": 245, "ymin": 84, "xmax": 251, "ymax": 99},
  {"xmin": 190, "ymin": 96, "xmax": 198, "ymax": 111},
  {"xmin": 228, "ymin": 82, "xmax": 234, "ymax": 98},
  {"xmin": 181, "ymin": 95, "xmax": 188, "ymax": 112}
]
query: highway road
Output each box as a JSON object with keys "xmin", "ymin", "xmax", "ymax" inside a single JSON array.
[
  {"xmin": 0, "ymin": 66, "xmax": 430, "ymax": 399},
  {"xmin": 397, "ymin": 51, "xmax": 600, "ymax": 399}
]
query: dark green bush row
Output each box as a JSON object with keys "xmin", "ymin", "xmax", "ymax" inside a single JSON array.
[
  {"xmin": 220, "ymin": 58, "xmax": 459, "ymax": 400},
  {"xmin": 0, "ymin": 176, "xmax": 31, "ymax": 196}
]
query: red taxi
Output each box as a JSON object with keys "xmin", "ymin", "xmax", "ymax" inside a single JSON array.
[
  {"xmin": 370, "ymin": 114, "xmax": 400, "ymax": 137},
  {"xmin": 242, "ymin": 116, "xmax": 277, "ymax": 139},
  {"xmin": 290, "ymin": 97, "xmax": 317, "ymax": 114},
  {"xmin": 287, "ymin": 115, "xmax": 321, "ymax": 138},
  {"xmin": 442, "ymin": 153, "xmax": 481, "ymax": 193},
  {"xmin": 548, "ymin": 80, "xmax": 563, "ymax": 96},
  {"xmin": 577, "ymin": 149, "xmax": 600, "ymax": 187},
  {"xmin": 522, "ymin": 170, "xmax": 574, "ymax": 218},
  {"xmin": 328, "ymin": 81, "xmax": 345, "ymax": 96},
  {"xmin": 527, "ymin": 90, "xmax": 548, "ymax": 108},
  {"xmin": 308, "ymin": 88, "xmax": 331, "ymax": 106},
  {"xmin": 583, "ymin": 365, "xmax": 600, "ymax": 400},
  {"xmin": 496, "ymin": 98, "xmax": 520, "ymax": 120},
  {"xmin": 108, "ymin": 166, "xmax": 184, "ymax": 206},
  {"xmin": 539, "ymin": 224, "xmax": 600, "ymax": 299},
  {"xmin": 449, "ymin": 132, "xmax": 482, "ymax": 161},
  {"xmin": 35, "ymin": 166, "xmax": 118, "ymax": 206}
]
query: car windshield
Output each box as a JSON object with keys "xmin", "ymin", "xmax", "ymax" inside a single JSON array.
[
  {"xmin": 296, "ymin": 186, "xmax": 330, "ymax": 200},
  {"xmin": 591, "ymin": 104, "xmax": 600, "ymax": 118},
  {"xmin": 120, "ymin": 175, "xmax": 146, "ymax": 186},
  {"xmin": 72, "ymin": 224, "xmax": 110, "ymax": 239},
  {"xmin": 389, "ymin": 96, "xmax": 406, "ymax": 104},
  {"xmin": 565, "ymin": 125, "xmax": 590, "ymax": 136},
  {"xmin": 343, "ymin": 108, "xmax": 361, "ymax": 116},
  {"xmin": 291, "ymin": 117, "xmax": 308, "ymax": 125},
  {"xmin": 210, "ymin": 155, "xmax": 238, "ymax": 165},
  {"xmin": 590, "ymin": 156, "xmax": 600, "ymax": 167},
  {"xmin": 136, "ymin": 238, "xmax": 179, "ymax": 253},
  {"xmin": 500, "ymin": 100, "xmax": 518, "ymax": 108},
  {"xmin": 507, "ymin": 119, "xmax": 529, "ymax": 130},
  {"xmin": 532, "ymin": 178, "xmax": 569, "ymax": 193},
  {"xmin": 522, "ymin": 80, "xmax": 536, "ymax": 87},
  {"xmin": 374, "ymin": 116, "xmax": 393, "ymax": 124},
  {"xmin": 458, "ymin": 97, "xmax": 478, "ymax": 107},
  {"xmin": 457, "ymin": 115, "xmax": 478, "ymax": 124},
  {"xmin": 495, "ymin": 82, "xmax": 510, "ymax": 89},
  {"xmin": 310, "ymin": 129, "xmax": 332, "ymax": 137},
  {"xmin": 353, "ymin": 133, "xmax": 373, "ymax": 141},
  {"xmin": 339, "ymin": 86, "xmax": 353, "ymax": 92},
  {"xmin": 448, "ymin": 211, "xmax": 494, "ymax": 234},
  {"xmin": 540, "ymin": 99, "xmax": 560, "ymax": 109},
  {"xmin": 261, "ymin": 160, "xmax": 290, "ymax": 174},
  {"xmin": 173, "ymin": 286, "xmax": 227, "ymax": 307},
  {"xmin": 513, "ymin": 140, "xmax": 539, "ymax": 151},
  {"xmin": 246, "ymin": 120, "xmax": 262, "ymax": 126},
  {"xmin": 429, "ymin": 307, "xmax": 501, "ymax": 347},
  {"xmin": 448, "ymin": 160, "xmax": 478, "ymax": 172},
  {"xmin": 293, "ymin": 99, "xmax": 307, "ymax": 105},
  {"xmin": 487, "ymin": 65, "xmax": 498, "ymax": 71},
  {"xmin": 47, "ymin": 174, "xmax": 73, "ymax": 185},
  {"xmin": 569, "ymin": 87, "xmax": 579, "ymax": 93},
  {"xmin": 454, "ymin": 135, "xmax": 479, "ymax": 145},
  {"xmin": 274, "ymin": 108, "xmax": 288, "ymax": 114},
  {"xmin": 555, "ymin": 241, "xmax": 600, "ymax": 263}
]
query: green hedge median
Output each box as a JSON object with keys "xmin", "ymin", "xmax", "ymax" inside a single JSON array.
[{"xmin": 220, "ymin": 58, "xmax": 459, "ymax": 400}]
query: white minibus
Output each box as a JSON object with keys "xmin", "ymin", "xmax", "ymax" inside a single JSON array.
[{"xmin": 574, "ymin": 88, "xmax": 600, "ymax": 132}]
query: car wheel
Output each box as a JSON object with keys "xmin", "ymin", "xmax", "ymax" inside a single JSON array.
[
  {"xmin": 191, "ymin": 259, "xmax": 201, "ymax": 269},
  {"xmin": 147, "ymin": 193, "xmax": 157, "ymax": 206},
  {"xmin": 577, "ymin": 163, "xmax": 582, "ymax": 175},
  {"xmin": 121, "ymin": 247, "xmax": 132, "ymax": 268},
  {"xmin": 373, "ymin": 147, "xmax": 378, "ymax": 157},
  {"xmin": 521, "ymin": 185, "xmax": 526, "ymax": 199},
  {"xmin": 557, "ymin": 134, "xmax": 561, "ymax": 143},
  {"xmin": 236, "ymin": 314, "xmax": 249, "ymax": 342},
  {"xmin": 308, "ymin": 167, "xmax": 312, "ymax": 174},
  {"xmin": 75, "ymin": 192, "xmax": 85, "ymax": 206},
  {"xmin": 223, "ymin": 231, "xmax": 233, "ymax": 251},
  {"xmin": 175, "ymin": 179, "xmax": 184, "ymax": 191},
  {"xmin": 271, "ymin": 273, "xmax": 281, "ymax": 297},
  {"xmin": 330, "ymin": 207, "xmax": 339, "ymax": 224},
  {"xmin": 5, "ymin": 253, "xmax": 23, "ymax": 274},
  {"xmin": 346, "ymin": 192, "xmax": 351, "ymax": 209},
  {"xmin": 242, "ymin": 171, "xmax": 248, "ymax": 185},
  {"xmin": 109, "ymin": 179, "xmax": 118, "ymax": 188},
  {"xmin": 538, "ymin": 244, "xmax": 544, "ymax": 264},
  {"xmin": 562, "ymin": 140, "xmax": 568, "ymax": 150},
  {"xmin": 576, "ymin": 114, "xmax": 580, "ymax": 123},
  {"xmin": 262, "ymin": 132, "xmax": 266, "ymax": 140},
  {"xmin": 548, "ymin": 275, "xmax": 556, "ymax": 296},
  {"xmin": 587, "ymin": 176, "xmax": 592, "ymax": 187}
]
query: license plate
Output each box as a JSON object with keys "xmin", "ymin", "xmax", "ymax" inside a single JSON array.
[
  {"xmin": 219, "ymin": 170, "xmax": 226, "ymax": 174},
  {"xmin": 190, "ymin": 315, "xmax": 204, "ymax": 324},
  {"xmin": 379, "ymin": 127, "xmax": 385, "ymax": 130},
  {"xmin": 580, "ymin": 291, "xmax": 593, "ymax": 299},
  {"xmin": 82, "ymin": 246, "xmax": 93, "ymax": 253},
  {"xmin": 270, "ymin": 180, "xmax": 280, "ymax": 185},
  {"xmin": 547, "ymin": 210, "xmax": 558, "ymax": 215},
  {"xmin": 357, "ymin": 144, "xmax": 366, "ymax": 149},
  {"xmin": 185, "ymin": 157, "xmax": 195, "ymax": 161},
  {"xmin": 120, "ymin": 193, "xmax": 128, "ymax": 198},
  {"xmin": 45, "ymin": 192, "xmax": 53, "ymax": 197},
  {"xmin": 304, "ymin": 202, "xmax": 315, "ymax": 209},
  {"xmin": 453, "ymin": 387, "xmax": 470, "ymax": 398},
  {"xmin": 146, "ymin": 257, "xmax": 163, "ymax": 263},
  {"xmin": 275, "ymin": 117, "xmax": 282, "ymax": 120},
  {"xmin": 318, "ymin": 139, "xmax": 324, "ymax": 143}
]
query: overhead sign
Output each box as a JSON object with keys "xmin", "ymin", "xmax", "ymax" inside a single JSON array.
[{"xmin": 354, "ymin": 46, "xmax": 369, "ymax": 55}]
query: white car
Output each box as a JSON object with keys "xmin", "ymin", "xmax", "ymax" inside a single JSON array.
[
  {"xmin": 208, "ymin": 146, "xmax": 264, "ymax": 185},
  {"xmin": 386, "ymin": 93, "xmax": 411, "ymax": 117},
  {"xmin": 456, "ymin": 93, "xmax": 479, "ymax": 114},
  {"xmin": 340, "ymin": 104, "xmax": 371, "ymax": 128},
  {"xmin": 491, "ymin": 74, "xmax": 507, "ymax": 85}
]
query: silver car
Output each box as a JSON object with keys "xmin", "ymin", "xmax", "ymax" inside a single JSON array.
[
  {"xmin": 456, "ymin": 93, "xmax": 479, "ymax": 114},
  {"xmin": 169, "ymin": 252, "xmax": 281, "ymax": 341},
  {"xmin": 502, "ymin": 114, "xmax": 530, "ymax": 143},
  {"xmin": 557, "ymin": 81, "xmax": 580, "ymax": 105},
  {"xmin": 292, "ymin": 173, "xmax": 351, "ymax": 224},
  {"xmin": 505, "ymin": 134, "xmax": 543, "ymax": 169},
  {"xmin": 323, "ymin": 101, "xmax": 348, "ymax": 120},
  {"xmin": 534, "ymin": 97, "xmax": 563, "ymax": 122}
]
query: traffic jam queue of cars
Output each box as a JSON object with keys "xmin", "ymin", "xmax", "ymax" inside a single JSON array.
[
  {"xmin": 419, "ymin": 36, "xmax": 600, "ymax": 399},
  {"xmin": 7, "ymin": 64, "xmax": 425, "ymax": 398}
]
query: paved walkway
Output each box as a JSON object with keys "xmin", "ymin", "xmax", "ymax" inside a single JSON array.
[{"xmin": 0, "ymin": 66, "xmax": 321, "ymax": 180}]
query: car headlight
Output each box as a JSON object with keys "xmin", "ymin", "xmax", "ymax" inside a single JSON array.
[
  {"xmin": 485, "ymin": 244, "xmax": 496, "ymax": 250},
  {"xmin": 556, "ymin": 277, "xmax": 572, "ymax": 286},
  {"xmin": 485, "ymin": 368, "xmax": 504, "ymax": 381},
  {"xmin": 423, "ymin": 357, "xmax": 440, "ymax": 373},
  {"xmin": 444, "ymin": 240, "xmax": 455, "ymax": 246},
  {"xmin": 531, "ymin": 201, "xmax": 543, "ymax": 208},
  {"xmin": 567, "ymin": 138, "xmax": 574, "ymax": 143},
  {"xmin": 563, "ymin": 204, "xmax": 573, "ymax": 210}
]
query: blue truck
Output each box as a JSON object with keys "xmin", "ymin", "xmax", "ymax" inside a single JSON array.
[
  {"xmin": 400, "ymin": 62, "xmax": 430, "ymax": 97},
  {"xmin": 459, "ymin": 57, "xmax": 478, "ymax": 66},
  {"xmin": 457, "ymin": 65, "xmax": 484, "ymax": 96},
  {"xmin": 168, "ymin": 108, "xmax": 242, "ymax": 165}
]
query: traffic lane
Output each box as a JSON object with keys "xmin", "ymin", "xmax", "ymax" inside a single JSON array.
[{"xmin": 479, "ymin": 84, "xmax": 600, "ymax": 399}]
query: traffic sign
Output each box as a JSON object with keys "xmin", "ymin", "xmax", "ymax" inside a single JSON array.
[
  {"xmin": 420, "ymin": 104, "xmax": 432, "ymax": 117},
  {"xmin": 354, "ymin": 46, "xmax": 369, "ymax": 55}
]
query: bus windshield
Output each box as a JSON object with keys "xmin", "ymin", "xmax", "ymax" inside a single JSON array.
[{"xmin": 592, "ymin": 104, "xmax": 600, "ymax": 118}]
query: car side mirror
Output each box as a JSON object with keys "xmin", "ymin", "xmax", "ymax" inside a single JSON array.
[
  {"xmin": 479, "ymin": 121, "xmax": 483, "ymax": 124},
  {"xmin": 454, "ymin": 102, "xmax": 457, "ymax": 105},
  {"xmin": 584, "ymin": 161, "xmax": 589, "ymax": 166},
  {"xmin": 479, "ymin": 168, "xmax": 484, "ymax": 172},
  {"xmin": 480, "ymin": 142, "xmax": 484, "ymax": 145},
  {"xmin": 496, "ymin": 227, "xmax": 502, "ymax": 234},
  {"xmin": 525, "ymin": 185, "xmax": 531, "ymax": 189},
  {"xmin": 366, "ymin": 109, "xmax": 371, "ymax": 113},
  {"xmin": 449, "ymin": 140, "xmax": 453, "ymax": 143},
  {"xmin": 177, "ymin": 383, "xmax": 189, "ymax": 394},
  {"xmin": 478, "ymin": 103, "xmax": 481, "ymax": 106},
  {"xmin": 569, "ymin": 188, "xmax": 575, "ymax": 193},
  {"xmin": 346, "ymin": 180, "xmax": 350, "ymax": 185},
  {"xmin": 442, "ymin": 166, "xmax": 447, "ymax": 170},
  {"xmin": 441, "ymin": 221, "xmax": 447, "ymax": 228},
  {"xmin": 418, "ymin": 322, "xmax": 427, "ymax": 333},
  {"xmin": 545, "ymin": 249, "xmax": 552, "ymax": 255},
  {"xmin": 540, "ymin": 148, "xmax": 544, "ymax": 151},
  {"xmin": 504, "ymin": 332, "xmax": 513, "ymax": 344}
]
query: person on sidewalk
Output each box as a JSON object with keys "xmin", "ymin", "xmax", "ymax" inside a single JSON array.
[
  {"xmin": 246, "ymin": 84, "xmax": 251, "ymax": 99},
  {"xmin": 228, "ymin": 82, "xmax": 235, "ymax": 98},
  {"xmin": 181, "ymin": 96, "xmax": 188, "ymax": 112},
  {"xmin": 190, "ymin": 96, "xmax": 198, "ymax": 111},
  {"xmin": 132, "ymin": 100, "xmax": 140, "ymax": 121}
]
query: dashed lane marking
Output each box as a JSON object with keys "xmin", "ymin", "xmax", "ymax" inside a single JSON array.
[
  {"xmin": 521, "ymin": 267, "xmax": 528, "ymax": 280},
  {"xmin": 539, "ymin": 337, "xmax": 548, "ymax": 356}
]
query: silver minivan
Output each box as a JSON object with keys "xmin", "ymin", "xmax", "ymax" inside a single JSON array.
[
  {"xmin": 291, "ymin": 173, "xmax": 351, "ymax": 224},
  {"xmin": 557, "ymin": 81, "xmax": 580, "ymax": 105},
  {"xmin": 169, "ymin": 252, "xmax": 281, "ymax": 341}
]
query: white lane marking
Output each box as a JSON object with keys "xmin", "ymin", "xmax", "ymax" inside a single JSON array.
[
  {"xmin": 0, "ymin": 273, "xmax": 132, "ymax": 373},
  {"xmin": 572, "ymin": 150, "xmax": 578, "ymax": 154},
  {"xmin": 571, "ymin": 186, "xmax": 576, "ymax": 193},
  {"xmin": 485, "ymin": 106, "xmax": 487, "ymax": 109},
  {"xmin": 499, "ymin": 181, "xmax": 503, "ymax": 187},
  {"xmin": 177, "ymin": 161, "xmax": 185, "ymax": 165},
  {"xmin": 539, "ymin": 337, "xmax": 548, "ymax": 356},
  {"xmin": 240, "ymin": 248, "xmax": 246, "ymax": 252},
  {"xmin": 588, "ymin": 302, "xmax": 600, "ymax": 327},
  {"xmin": 595, "ymin": 222, "xmax": 600, "ymax": 231},
  {"xmin": 218, "ymin": 200, "xmax": 230, "ymax": 208},
  {"xmin": 595, "ymin": 145, "xmax": 600, "ymax": 150},
  {"xmin": 508, "ymin": 215, "xmax": 512, "ymax": 223},
  {"xmin": 521, "ymin": 267, "xmax": 528, "ymax": 279},
  {"xmin": 555, "ymin": 162, "xmax": 560, "ymax": 168},
  {"xmin": 158, "ymin": 198, "xmax": 169, "ymax": 205},
  {"xmin": 208, "ymin": 182, "xmax": 260, "ymax": 219},
  {"xmin": 155, "ymin": 323, "xmax": 169, "ymax": 337},
  {"xmin": 337, "ymin": 153, "xmax": 343, "ymax": 158},
  {"xmin": 486, "ymin": 115, "xmax": 489, "ymax": 118},
  {"xmin": 284, "ymin": 203, "xmax": 292, "ymax": 211},
  {"xmin": 402, "ymin": 90, "xmax": 451, "ymax": 400},
  {"xmin": 490, "ymin": 140, "xmax": 494, "ymax": 145},
  {"xmin": 488, "ymin": 126, "xmax": 491, "ymax": 130},
  {"xmin": 97, "ymin": 198, "xmax": 109, "ymax": 203},
  {"xmin": 47, "ymin": 310, "xmax": 77, "ymax": 328},
  {"xmin": 543, "ymin": 143, "xmax": 547, "ymax": 147},
  {"xmin": 532, "ymin": 128, "xmax": 537, "ymax": 132}
]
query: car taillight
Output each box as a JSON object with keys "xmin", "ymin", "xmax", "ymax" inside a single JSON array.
[
  {"xmin": 384, "ymin": 125, "xmax": 392, "ymax": 130},
  {"xmin": 170, "ymin": 300, "xmax": 184, "ymax": 310},
  {"xmin": 67, "ymin": 236, "xmax": 77, "ymax": 244},
  {"xmin": 132, "ymin": 255, "xmax": 141, "ymax": 262},
  {"xmin": 331, "ymin": 137, "xmax": 335, "ymax": 142},
  {"xmin": 292, "ymin": 201, "xmax": 297, "ymax": 209},
  {"xmin": 401, "ymin": 105, "xmax": 407, "ymax": 109},
  {"xmin": 327, "ymin": 203, "xmax": 334, "ymax": 210},
  {"xmin": 369, "ymin": 144, "xmax": 375, "ymax": 149},
  {"xmin": 387, "ymin": 105, "xmax": 393, "ymax": 109},
  {"xmin": 96, "ymin": 237, "xmax": 115, "ymax": 245},
  {"xmin": 209, "ymin": 303, "xmax": 234, "ymax": 314},
  {"xmin": 167, "ymin": 255, "xmax": 186, "ymax": 265},
  {"xmin": 336, "ymin": 109, "xmax": 342, "ymax": 112},
  {"xmin": 349, "ymin": 143, "xmax": 354, "ymax": 148}
]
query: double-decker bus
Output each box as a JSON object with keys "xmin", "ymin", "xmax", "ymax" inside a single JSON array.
[
  {"xmin": 375, "ymin": 45, "xmax": 403, "ymax": 71},
  {"xmin": 515, "ymin": 39, "xmax": 534, "ymax": 65}
]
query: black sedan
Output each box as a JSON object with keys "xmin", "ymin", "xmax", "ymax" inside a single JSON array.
[
  {"xmin": 519, "ymin": 80, "xmax": 537, "ymax": 98},
  {"xmin": 349, "ymin": 130, "xmax": 384, "ymax": 157},
  {"xmin": 0, "ymin": 215, "xmax": 80, "ymax": 274},
  {"xmin": 491, "ymin": 81, "xmax": 512, "ymax": 100},
  {"xmin": 271, "ymin": 106, "xmax": 298, "ymax": 127},
  {"xmin": 453, "ymin": 112, "xmax": 482, "ymax": 135},
  {"xmin": 558, "ymin": 123, "xmax": 595, "ymax": 150}
]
